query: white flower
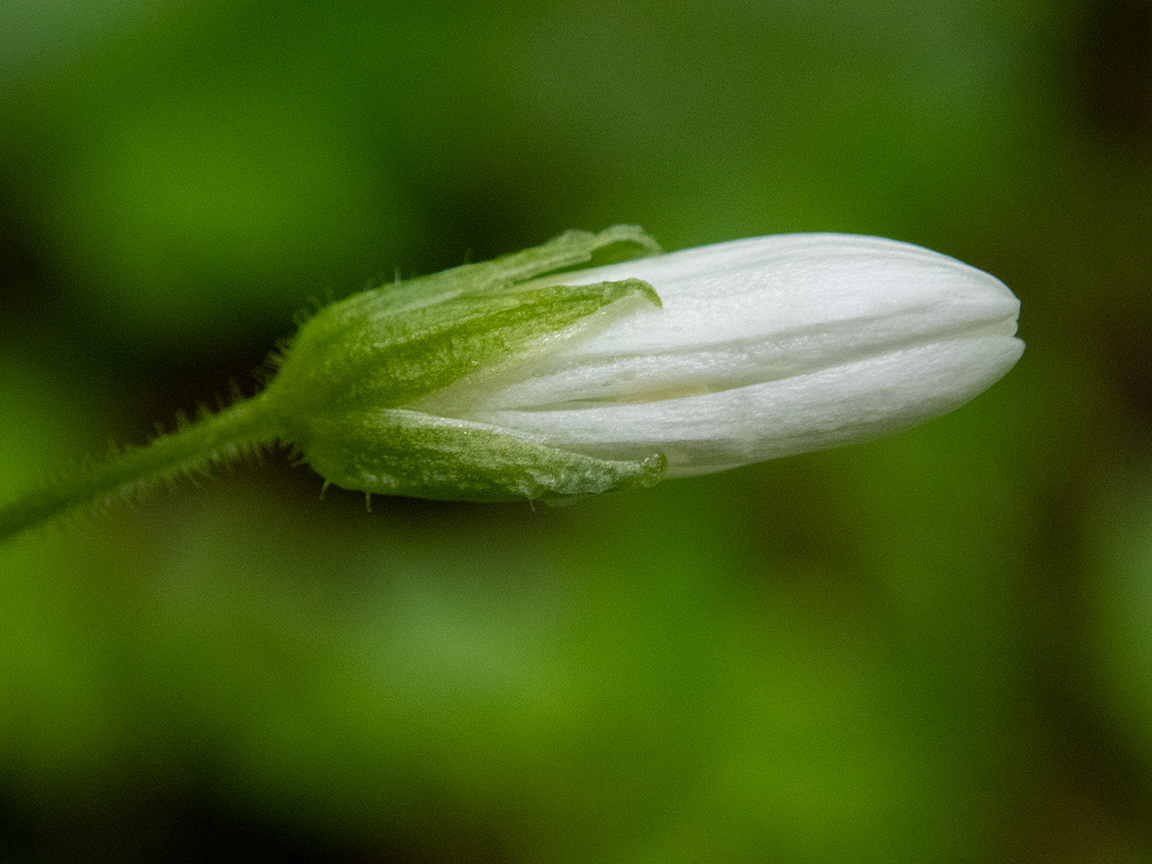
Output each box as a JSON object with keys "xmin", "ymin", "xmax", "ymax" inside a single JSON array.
[{"xmin": 415, "ymin": 233, "xmax": 1023, "ymax": 477}]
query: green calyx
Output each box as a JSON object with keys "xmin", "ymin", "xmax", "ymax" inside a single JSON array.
[{"xmin": 264, "ymin": 225, "xmax": 669, "ymax": 502}]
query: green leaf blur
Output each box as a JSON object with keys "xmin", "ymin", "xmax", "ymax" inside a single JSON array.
[{"xmin": 0, "ymin": 0, "xmax": 1147, "ymax": 860}]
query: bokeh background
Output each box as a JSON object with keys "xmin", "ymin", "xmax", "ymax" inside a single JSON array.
[{"xmin": 1, "ymin": 0, "xmax": 1150, "ymax": 860}]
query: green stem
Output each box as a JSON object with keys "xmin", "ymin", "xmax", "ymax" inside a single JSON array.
[{"xmin": 0, "ymin": 391, "xmax": 284, "ymax": 543}]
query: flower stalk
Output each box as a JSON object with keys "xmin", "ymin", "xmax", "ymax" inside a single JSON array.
[{"xmin": 0, "ymin": 392, "xmax": 282, "ymax": 542}]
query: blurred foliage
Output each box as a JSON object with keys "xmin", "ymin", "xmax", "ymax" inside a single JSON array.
[{"xmin": 2, "ymin": 0, "xmax": 1152, "ymax": 861}]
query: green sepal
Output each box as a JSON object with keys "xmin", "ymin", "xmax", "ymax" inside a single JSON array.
[
  {"xmin": 300, "ymin": 409, "xmax": 667, "ymax": 502},
  {"xmin": 271, "ymin": 278, "xmax": 659, "ymax": 415},
  {"xmin": 331, "ymin": 225, "xmax": 660, "ymax": 319}
]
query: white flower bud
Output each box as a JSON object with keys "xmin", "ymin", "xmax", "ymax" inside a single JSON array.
[
  {"xmin": 416, "ymin": 233, "xmax": 1023, "ymax": 477},
  {"xmin": 4, "ymin": 228, "xmax": 1023, "ymax": 535}
]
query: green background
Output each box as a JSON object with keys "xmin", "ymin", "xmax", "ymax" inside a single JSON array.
[{"xmin": 1, "ymin": 0, "xmax": 1150, "ymax": 860}]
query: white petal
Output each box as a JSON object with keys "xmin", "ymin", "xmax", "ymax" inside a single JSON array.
[
  {"xmin": 556, "ymin": 233, "xmax": 1016, "ymax": 346},
  {"xmin": 473, "ymin": 233, "xmax": 1020, "ymax": 410},
  {"xmin": 466, "ymin": 335, "xmax": 1024, "ymax": 476}
]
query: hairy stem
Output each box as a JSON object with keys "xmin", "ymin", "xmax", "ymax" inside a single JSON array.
[{"xmin": 0, "ymin": 391, "xmax": 283, "ymax": 543}]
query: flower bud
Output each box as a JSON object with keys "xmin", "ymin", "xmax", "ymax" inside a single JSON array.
[{"xmin": 269, "ymin": 230, "xmax": 1022, "ymax": 501}]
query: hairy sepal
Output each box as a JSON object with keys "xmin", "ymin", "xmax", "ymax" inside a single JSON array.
[
  {"xmin": 273, "ymin": 278, "xmax": 659, "ymax": 415},
  {"xmin": 315, "ymin": 225, "xmax": 660, "ymax": 320},
  {"xmin": 300, "ymin": 409, "xmax": 666, "ymax": 502}
]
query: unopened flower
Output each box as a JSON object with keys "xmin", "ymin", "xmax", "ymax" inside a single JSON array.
[
  {"xmin": 0, "ymin": 227, "xmax": 1024, "ymax": 540},
  {"xmin": 270, "ymin": 228, "xmax": 1022, "ymax": 501}
]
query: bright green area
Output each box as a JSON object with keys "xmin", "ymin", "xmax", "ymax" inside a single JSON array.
[{"xmin": 1, "ymin": 0, "xmax": 1149, "ymax": 860}]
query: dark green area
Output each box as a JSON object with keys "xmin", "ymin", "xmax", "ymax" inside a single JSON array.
[{"xmin": 2, "ymin": 0, "xmax": 1151, "ymax": 860}]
